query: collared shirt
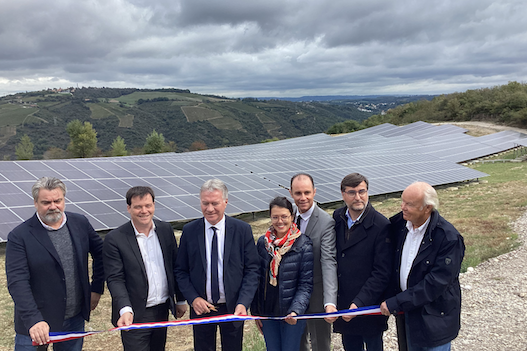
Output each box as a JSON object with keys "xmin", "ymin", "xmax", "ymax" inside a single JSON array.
[
  {"xmin": 205, "ymin": 216, "xmax": 226, "ymax": 304},
  {"xmin": 295, "ymin": 202, "xmax": 315, "ymax": 233},
  {"xmin": 36, "ymin": 211, "xmax": 67, "ymax": 230},
  {"xmin": 120, "ymin": 221, "xmax": 169, "ymax": 316},
  {"xmin": 399, "ymin": 216, "xmax": 431, "ymax": 291},
  {"xmin": 345, "ymin": 207, "xmax": 366, "ymax": 229},
  {"xmin": 296, "ymin": 203, "xmax": 337, "ymax": 309}
]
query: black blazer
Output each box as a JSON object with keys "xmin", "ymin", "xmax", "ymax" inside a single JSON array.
[
  {"xmin": 332, "ymin": 203, "xmax": 392, "ymax": 335},
  {"xmin": 103, "ymin": 219, "xmax": 183, "ymax": 326},
  {"xmin": 175, "ymin": 216, "xmax": 259, "ymax": 312},
  {"xmin": 6, "ymin": 212, "xmax": 105, "ymax": 335}
]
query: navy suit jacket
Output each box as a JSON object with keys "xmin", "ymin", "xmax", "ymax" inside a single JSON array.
[
  {"xmin": 6, "ymin": 212, "xmax": 104, "ymax": 335},
  {"xmin": 385, "ymin": 210, "xmax": 465, "ymax": 348},
  {"xmin": 103, "ymin": 219, "xmax": 184, "ymax": 326},
  {"xmin": 175, "ymin": 216, "xmax": 259, "ymax": 313},
  {"xmin": 332, "ymin": 203, "xmax": 392, "ymax": 335}
]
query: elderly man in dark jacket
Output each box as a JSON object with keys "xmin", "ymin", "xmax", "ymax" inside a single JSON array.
[
  {"xmin": 381, "ymin": 182, "xmax": 465, "ymax": 351},
  {"xmin": 333, "ymin": 173, "xmax": 392, "ymax": 351}
]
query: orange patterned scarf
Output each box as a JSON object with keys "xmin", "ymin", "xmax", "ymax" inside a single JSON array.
[{"xmin": 264, "ymin": 223, "xmax": 301, "ymax": 286}]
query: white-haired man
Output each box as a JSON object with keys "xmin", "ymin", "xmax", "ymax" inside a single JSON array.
[
  {"xmin": 175, "ymin": 179, "xmax": 259, "ymax": 351},
  {"xmin": 380, "ymin": 182, "xmax": 465, "ymax": 351}
]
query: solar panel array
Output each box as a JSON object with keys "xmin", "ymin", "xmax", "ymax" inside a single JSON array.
[{"xmin": 1, "ymin": 121, "xmax": 526, "ymax": 241}]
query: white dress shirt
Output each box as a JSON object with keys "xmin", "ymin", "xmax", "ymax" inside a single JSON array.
[
  {"xmin": 295, "ymin": 202, "xmax": 315, "ymax": 233},
  {"xmin": 205, "ymin": 216, "xmax": 226, "ymax": 304},
  {"xmin": 120, "ymin": 221, "xmax": 169, "ymax": 316},
  {"xmin": 399, "ymin": 216, "xmax": 431, "ymax": 291}
]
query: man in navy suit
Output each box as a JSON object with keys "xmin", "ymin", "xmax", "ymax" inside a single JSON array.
[
  {"xmin": 175, "ymin": 179, "xmax": 259, "ymax": 351},
  {"xmin": 103, "ymin": 186, "xmax": 186, "ymax": 351},
  {"xmin": 6, "ymin": 177, "xmax": 104, "ymax": 351}
]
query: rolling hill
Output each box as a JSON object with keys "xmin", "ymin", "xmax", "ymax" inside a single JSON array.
[{"xmin": 0, "ymin": 87, "xmax": 374, "ymax": 159}]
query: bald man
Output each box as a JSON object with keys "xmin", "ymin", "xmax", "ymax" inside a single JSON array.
[{"xmin": 380, "ymin": 182, "xmax": 465, "ymax": 351}]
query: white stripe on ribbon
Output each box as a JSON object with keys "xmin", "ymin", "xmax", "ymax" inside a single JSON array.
[{"xmin": 34, "ymin": 305, "xmax": 383, "ymax": 345}]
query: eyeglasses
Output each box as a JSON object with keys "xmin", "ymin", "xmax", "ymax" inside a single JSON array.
[
  {"xmin": 271, "ymin": 215, "xmax": 291, "ymax": 222},
  {"xmin": 343, "ymin": 189, "xmax": 368, "ymax": 197}
]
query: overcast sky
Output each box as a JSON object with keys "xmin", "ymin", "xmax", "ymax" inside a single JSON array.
[{"xmin": 1, "ymin": 0, "xmax": 526, "ymax": 98}]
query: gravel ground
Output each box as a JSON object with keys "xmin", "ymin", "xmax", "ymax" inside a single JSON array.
[{"xmin": 330, "ymin": 209, "xmax": 527, "ymax": 351}]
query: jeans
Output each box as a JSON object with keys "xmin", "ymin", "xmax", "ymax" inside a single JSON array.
[
  {"xmin": 341, "ymin": 332, "xmax": 384, "ymax": 351},
  {"xmin": 406, "ymin": 321, "xmax": 451, "ymax": 351},
  {"xmin": 14, "ymin": 313, "xmax": 85, "ymax": 351},
  {"xmin": 261, "ymin": 319, "xmax": 307, "ymax": 351}
]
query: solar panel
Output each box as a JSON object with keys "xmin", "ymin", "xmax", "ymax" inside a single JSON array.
[{"xmin": 1, "ymin": 121, "xmax": 525, "ymax": 241}]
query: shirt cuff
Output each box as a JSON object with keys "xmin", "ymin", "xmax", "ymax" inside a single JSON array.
[
  {"xmin": 324, "ymin": 303, "xmax": 337, "ymax": 309},
  {"xmin": 120, "ymin": 306, "xmax": 134, "ymax": 316},
  {"xmin": 176, "ymin": 301, "xmax": 187, "ymax": 306}
]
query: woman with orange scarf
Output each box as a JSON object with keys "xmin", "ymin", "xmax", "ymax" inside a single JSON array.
[{"xmin": 251, "ymin": 196, "xmax": 313, "ymax": 351}]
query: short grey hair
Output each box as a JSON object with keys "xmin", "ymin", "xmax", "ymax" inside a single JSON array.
[
  {"xmin": 31, "ymin": 177, "xmax": 66, "ymax": 201},
  {"xmin": 200, "ymin": 179, "xmax": 228, "ymax": 200}
]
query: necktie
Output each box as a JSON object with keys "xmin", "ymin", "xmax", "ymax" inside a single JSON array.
[
  {"xmin": 211, "ymin": 226, "xmax": 220, "ymax": 304},
  {"xmin": 296, "ymin": 215, "xmax": 302, "ymax": 231}
]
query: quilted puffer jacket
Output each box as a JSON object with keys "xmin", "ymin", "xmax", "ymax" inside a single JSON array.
[{"xmin": 251, "ymin": 233, "xmax": 313, "ymax": 317}]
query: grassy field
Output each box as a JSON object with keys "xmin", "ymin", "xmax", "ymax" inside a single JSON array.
[
  {"xmin": 0, "ymin": 162, "xmax": 525, "ymax": 350},
  {"xmin": 116, "ymin": 92, "xmax": 214, "ymax": 105},
  {"xmin": 181, "ymin": 105, "xmax": 223, "ymax": 122},
  {"xmin": 0, "ymin": 104, "xmax": 38, "ymax": 127}
]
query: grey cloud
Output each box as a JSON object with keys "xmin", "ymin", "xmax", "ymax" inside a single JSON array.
[{"xmin": 1, "ymin": 0, "xmax": 527, "ymax": 97}]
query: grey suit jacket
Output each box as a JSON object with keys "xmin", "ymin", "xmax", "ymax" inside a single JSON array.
[{"xmin": 298, "ymin": 204, "xmax": 337, "ymax": 312}]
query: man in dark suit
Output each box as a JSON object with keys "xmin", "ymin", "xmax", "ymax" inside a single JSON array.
[
  {"xmin": 289, "ymin": 173, "xmax": 338, "ymax": 351},
  {"xmin": 175, "ymin": 178, "xmax": 259, "ymax": 351},
  {"xmin": 6, "ymin": 176, "xmax": 104, "ymax": 351},
  {"xmin": 333, "ymin": 173, "xmax": 392, "ymax": 351},
  {"xmin": 103, "ymin": 186, "xmax": 186, "ymax": 351},
  {"xmin": 381, "ymin": 182, "xmax": 465, "ymax": 351}
]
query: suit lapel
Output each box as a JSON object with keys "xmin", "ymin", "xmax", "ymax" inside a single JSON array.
[
  {"xmin": 155, "ymin": 220, "xmax": 171, "ymax": 279},
  {"xmin": 124, "ymin": 222, "xmax": 147, "ymax": 277},
  {"xmin": 303, "ymin": 206, "xmax": 318, "ymax": 238},
  {"xmin": 197, "ymin": 219, "xmax": 207, "ymax": 273},
  {"xmin": 65, "ymin": 214, "xmax": 85, "ymax": 271},
  {"xmin": 28, "ymin": 214, "xmax": 62, "ymax": 266},
  {"xmin": 341, "ymin": 223, "xmax": 368, "ymax": 250},
  {"xmin": 223, "ymin": 216, "xmax": 233, "ymax": 268}
]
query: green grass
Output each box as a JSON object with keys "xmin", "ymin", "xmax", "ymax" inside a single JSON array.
[
  {"xmin": 182, "ymin": 105, "xmax": 223, "ymax": 122},
  {"xmin": 116, "ymin": 92, "xmax": 213, "ymax": 105},
  {"xmin": 88, "ymin": 103, "xmax": 116, "ymax": 119},
  {"xmin": 0, "ymin": 104, "xmax": 38, "ymax": 127},
  {"xmin": 369, "ymin": 162, "xmax": 527, "ymax": 272},
  {"xmin": 242, "ymin": 322, "xmax": 266, "ymax": 351}
]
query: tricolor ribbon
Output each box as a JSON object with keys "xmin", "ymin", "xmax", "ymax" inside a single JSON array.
[{"xmin": 33, "ymin": 305, "xmax": 384, "ymax": 345}]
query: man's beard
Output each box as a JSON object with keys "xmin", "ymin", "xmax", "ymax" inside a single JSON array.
[{"xmin": 44, "ymin": 210, "xmax": 63, "ymax": 224}]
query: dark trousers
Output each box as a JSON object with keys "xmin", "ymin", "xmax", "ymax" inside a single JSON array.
[
  {"xmin": 121, "ymin": 301, "xmax": 170, "ymax": 351},
  {"xmin": 396, "ymin": 314, "xmax": 408, "ymax": 351},
  {"xmin": 191, "ymin": 304, "xmax": 244, "ymax": 351},
  {"xmin": 341, "ymin": 332, "xmax": 384, "ymax": 351}
]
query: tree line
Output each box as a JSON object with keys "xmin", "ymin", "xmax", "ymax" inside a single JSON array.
[
  {"xmin": 326, "ymin": 81, "xmax": 527, "ymax": 134},
  {"xmin": 14, "ymin": 120, "xmax": 206, "ymax": 160}
]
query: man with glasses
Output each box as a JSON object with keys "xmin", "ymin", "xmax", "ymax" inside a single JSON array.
[
  {"xmin": 333, "ymin": 173, "xmax": 392, "ymax": 351},
  {"xmin": 380, "ymin": 182, "xmax": 465, "ymax": 351}
]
